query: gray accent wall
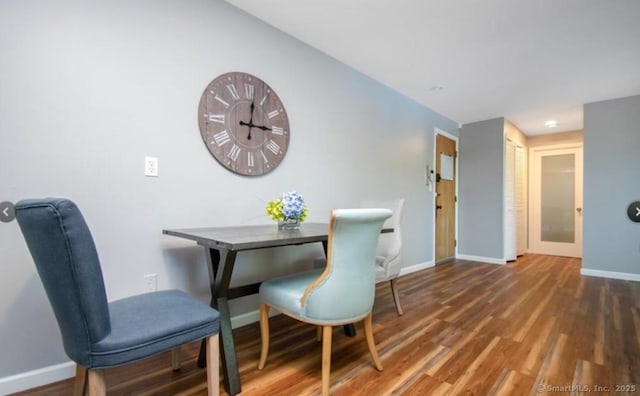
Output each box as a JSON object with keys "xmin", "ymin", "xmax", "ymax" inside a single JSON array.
[
  {"xmin": 459, "ymin": 118, "xmax": 505, "ymax": 259},
  {"xmin": 0, "ymin": 0, "xmax": 457, "ymax": 379},
  {"xmin": 583, "ymin": 95, "xmax": 640, "ymax": 275}
]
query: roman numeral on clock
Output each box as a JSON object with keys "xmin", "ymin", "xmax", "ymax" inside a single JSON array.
[
  {"xmin": 271, "ymin": 126, "xmax": 284, "ymax": 135},
  {"xmin": 209, "ymin": 114, "xmax": 225, "ymax": 124},
  {"xmin": 266, "ymin": 140, "xmax": 280, "ymax": 155},
  {"xmin": 226, "ymin": 84, "xmax": 240, "ymax": 101},
  {"xmin": 214, "ymin": 95, "xmax": 229, "ymax": 107},
  {"xmin": 247, "ymin": 151, "xmax": 254, "ymax": 167},
  {"xmin": 228, "ymin": 144, "xmax": 241, "ymax": 161},
  {"xmin": 212, "ymin": 130, "xmax": 230, "ymax": 146},
  {"xmin": 244, "ymin": 84, "xmax": 254, "ymax": 100},
  {"xmin": 267, "ymin": 110, "xmax": 280, "ymax": 119}
]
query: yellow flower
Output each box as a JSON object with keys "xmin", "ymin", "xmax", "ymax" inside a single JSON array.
[{"xmin": 265, "ymin": 199, "xmax": 285, "ymax": 221}]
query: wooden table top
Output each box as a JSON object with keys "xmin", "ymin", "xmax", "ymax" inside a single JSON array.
[{"xmin": 163, "ymin": 222, "xmax": 331, "ymax": 251}]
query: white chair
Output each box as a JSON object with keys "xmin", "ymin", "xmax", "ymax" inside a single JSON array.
[
  {"xmin": 360, "ymin": 198, "xmax": 405, "ymax": 316},
  {"xmin": 257, "ymin": 208, "xmax": 392, "ymax": 396}
]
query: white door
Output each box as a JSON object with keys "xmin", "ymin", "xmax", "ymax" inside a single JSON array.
[
  {"xmin": 515, "ymin": 146, "xmax": 527, "ymax": 256},
  {"xmin": 504, "ymin": 140, "xmax": 517, "ymax": 261},
  {"xmin": 530, "ymin": 144, "xmax": 583, "ymax": 257},
  {"xmin": 505, "ymin": 140, "xmax": 527, "ymax": 260}
]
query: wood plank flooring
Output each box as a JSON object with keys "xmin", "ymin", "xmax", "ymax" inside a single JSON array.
[{"xmin": 13, "ymin": 254, "xmax": 640, "ymax": 395}]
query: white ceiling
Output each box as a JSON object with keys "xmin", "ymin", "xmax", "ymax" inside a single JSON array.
[{"xmin": 224, "ymin": 0, "xmax": 640, "ymax": 136}]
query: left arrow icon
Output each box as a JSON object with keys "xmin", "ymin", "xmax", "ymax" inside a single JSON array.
[{"xmin": 0, "ymin": 201, "xmax": 16, "ymax": 223}]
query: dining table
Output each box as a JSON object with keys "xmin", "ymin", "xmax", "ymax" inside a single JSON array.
[{"xmin": 163, "ymin": 223, "xmax": 342, "ymax": 395}]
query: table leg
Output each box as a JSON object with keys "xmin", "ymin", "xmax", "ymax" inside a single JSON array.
[
  {"xmin": 197, "ymin": 248, "xmax": 241, "ymax": 396},
  {"xmin": 216, "ymin": 297, "xmax": 240, "ymax": 395},
  {"xmin": 321, "ymin": 240, "xmax": 356, "ymax": 337}
]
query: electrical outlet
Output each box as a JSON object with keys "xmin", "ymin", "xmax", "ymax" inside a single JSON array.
[
  {"xmin": 144, "ymin": 156, "xmax": 158, "ymax": 177},
  {"xmin": 144, "ymin": 273, "xmax": 157, "ymax": 292}
]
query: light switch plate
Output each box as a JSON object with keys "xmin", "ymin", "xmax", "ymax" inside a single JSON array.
[{"xmin": 144, "ymin": 156, "xmax": 158, "ymax": 177}]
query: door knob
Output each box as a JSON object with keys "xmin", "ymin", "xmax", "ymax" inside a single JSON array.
[
  {"xmin": 576, "ymin": 207, "xmax": 582, "ymax": 213},
  {"xmin": 436, "ymin": 205, "xmax": 443, "ymax": 210}
]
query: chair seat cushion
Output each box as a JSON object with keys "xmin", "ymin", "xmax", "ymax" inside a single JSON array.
[
  {"xmin": 90, "ymin": 290, "xmax": 219, "ymax": 368},
  {"xmin": 260, "ymin": 269, "xmax": 323, "ymax": 321}
]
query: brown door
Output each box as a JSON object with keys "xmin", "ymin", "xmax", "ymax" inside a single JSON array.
[{"xmin": 435, "ymin": 134, "xmax": 456, "ymax": 263}]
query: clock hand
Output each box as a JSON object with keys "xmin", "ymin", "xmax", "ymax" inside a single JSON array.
[
  {"xmin": 239, "ymin": 120, "xmax": 272, "ymax": 132},
  {"xmin": 247, "ymin": 101, "xmax": 255, "ymax": 140}
]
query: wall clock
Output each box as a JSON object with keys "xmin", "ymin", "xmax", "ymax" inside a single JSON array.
[{"xmin": 198, "ymin": 72, "xmax": 290, "ymax": 176}]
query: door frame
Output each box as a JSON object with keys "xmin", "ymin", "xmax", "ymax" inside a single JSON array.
[
  {"xmin": 528, "ymin": 142, "xmax": 583, "ymax": 257},
  {"xmin": 433, "ymin": 128, "xmax": 459, "ymax": 263}
]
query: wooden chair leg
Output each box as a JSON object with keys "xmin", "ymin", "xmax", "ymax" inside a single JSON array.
[
  {"xmin": 363, "ymin": 313, "xmax": 383, "ymax": 371},
  {"xmin": 206, "ymin": 334, "xmax": 220, "ymax": 396},
  {"xmin": 390, "ymin": 278, "xmax": 404, "ymax": 316},
  {"xmin": 321, "ymin": 326, "xmax": 333, "ymax": 396},
  {"xmin": 87, "ymin": 369, "xmax": 106, "ymax": 396},
  {"xmin": 171, "ymin": 346, "xmax": 182, "ymax": 371},
  {"xmin": 73, "ymin": 364, "xmax": 87, "ymax": 396},
  {"xmin": 258, "ymin": 303, "xmax": 270, "ymax": 370},
  {"xmin": 316, "ymin": 326, "xmax": 322, "ymax": 342}
]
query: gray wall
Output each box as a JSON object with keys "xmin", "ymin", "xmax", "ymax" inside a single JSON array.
[
  {"xmin": 583, "ymin": 95, "xmax": 640, "ymax": 274},
  {"xmin": 0, "ymin": 0, "xmax": 457, "ymax": 378},
  {"xmin": 459, "ymin": 118, "xmax": 505, "ymax": 259}
]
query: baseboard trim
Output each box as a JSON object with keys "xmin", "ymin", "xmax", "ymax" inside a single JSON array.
[
  {"xmin": 0, "ymin": 361, "xmax": 76, "ymax": 395},
  {"xmin": 230, "ymin": 306, "xmax": 280, "ymax": 329},
  {"xmin": 580, "ymin": 268, "xmax": 640, "ymax": 282},
  {"xmin": 399, "ymin": 261, "xmax": 435, "ymax": 276},
  {"xmin": 456, "ymin": 254, "xmax": 506, "ymax": 265}
]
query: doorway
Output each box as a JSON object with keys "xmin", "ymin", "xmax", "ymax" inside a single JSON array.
[
  {"xmin": 434, "ymin": 130, "xmax": 457, "ymax": 263},
  {"xmin": 529, "ymin": 144, "xmax": 583, "ymax": 257}
]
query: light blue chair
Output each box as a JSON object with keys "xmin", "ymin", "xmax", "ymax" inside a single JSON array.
[
  {"xmin": 15, "ymin": 198, "xmax": 221, "ymax": 396},
  {"xmin": 257, "ymin": 208, "xmax": 392, "ymax": 396},
  {"xmin": 360, "ymin": 198, "xmax": 405, "ymax": 315}
]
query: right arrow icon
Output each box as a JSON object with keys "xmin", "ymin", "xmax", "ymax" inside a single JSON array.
[{"xmin": 628, "ymin": 201, "xmax": 640, "ymax": 223}]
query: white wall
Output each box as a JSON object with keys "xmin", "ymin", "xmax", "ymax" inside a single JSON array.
[{"xmin": 0, "ymin": 0, "xmax": 458, "ymax": 381}]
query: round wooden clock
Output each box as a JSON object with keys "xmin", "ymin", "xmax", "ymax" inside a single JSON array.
[{"xmin": 198, "ymin": 72, "xmax": 290, "ymax": 176}]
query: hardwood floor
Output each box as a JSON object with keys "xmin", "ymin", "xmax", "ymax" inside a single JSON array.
[{"xmin": 13, "ymin": 254, "xmax": 640, "ymax": 395}]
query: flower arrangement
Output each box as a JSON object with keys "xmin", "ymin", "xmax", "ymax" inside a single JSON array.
[{"xmin": 266, "ymin": 191, "xmax": 309, "ymax": 227}]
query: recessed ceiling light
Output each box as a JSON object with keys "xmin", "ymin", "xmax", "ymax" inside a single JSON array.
[
  {"xmin": 429, "ymin": 85, "xmax": 445, "ymax": 91},
  {"xmin": 544, "ymin": 120, "xmax": 558, "ymax": 128}
]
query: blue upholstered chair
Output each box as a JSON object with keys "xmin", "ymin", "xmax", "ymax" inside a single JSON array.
[
  {"xmin": 257, "ymin": 208, "xmax": 392, "ymax": 396},
  {"xmin": 15, "ymin": 198, "xmax": 221, "ymax": 396},
  {"xmin": 360, "ymin": 198, "xmax": 405, "ymax": 315}
]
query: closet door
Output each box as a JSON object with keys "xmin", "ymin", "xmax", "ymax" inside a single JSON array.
[
  {"xmin": 515, "ymin": 146, "xmax": 526, "ymax": 255},
  {"xmin": 504, "ymin": 140, "xmax": 517, "ymax": 261}
]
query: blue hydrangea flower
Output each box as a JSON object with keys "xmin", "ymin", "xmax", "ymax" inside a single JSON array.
[{"xmin": 281, "ymin": 191, "xmax": 305, "ymax": 220}]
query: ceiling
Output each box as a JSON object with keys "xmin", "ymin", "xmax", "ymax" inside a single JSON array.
[{"xmin": 223, "ymin": 0, "xmax": 640, "ymax": 136}]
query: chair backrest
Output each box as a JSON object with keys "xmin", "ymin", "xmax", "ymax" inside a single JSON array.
[
  {"xmin": 16, "ymin": 198, "xmax": 111, "ymax": 365},
  {"xmin": 360, "ymin": 199, "xmax": 404, "ymax": 263},
  {"xmin": 301, "ymin": 208, "xmax": 392, "ymax": 322}
]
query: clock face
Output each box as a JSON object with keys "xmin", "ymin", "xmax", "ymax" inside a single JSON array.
[{"xmin": 198, "ymin": 72, "xmax": 290, "ymax": 176}]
